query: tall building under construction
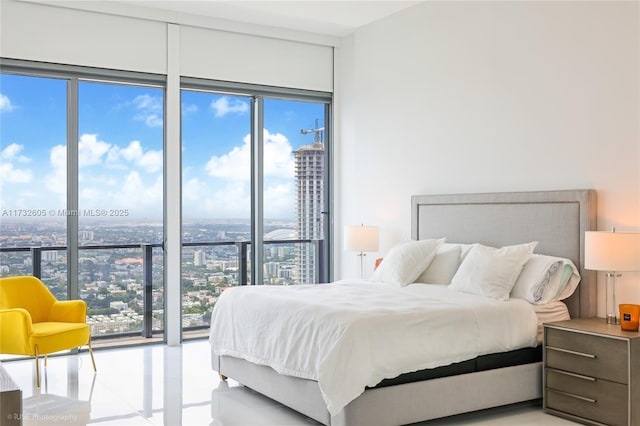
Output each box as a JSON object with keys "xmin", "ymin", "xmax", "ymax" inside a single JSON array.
[{"xmin": 294, "ymin": 136, "xmax": 324, "ymax": 284}]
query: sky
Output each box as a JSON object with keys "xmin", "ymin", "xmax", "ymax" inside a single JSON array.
[{"xmin": 0, "ymin": 73, "xmax": 326, "ymax": 221}]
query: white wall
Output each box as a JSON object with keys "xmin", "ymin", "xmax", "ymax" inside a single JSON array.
[{"xmin": 335, "ymin": 1, "xmax": 640, "ymax": 313}]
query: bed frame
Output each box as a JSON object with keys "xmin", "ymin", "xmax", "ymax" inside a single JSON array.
[{"xmin": 212, "ymin": 189, "xmax": 597, "ymax": 425}]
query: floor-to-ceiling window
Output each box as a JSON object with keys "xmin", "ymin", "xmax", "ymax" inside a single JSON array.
[
  {"xmin": 180, "ymin": 80, "xmax": 332, "ymax": 332},
  {"xmin": 0, "ymin": 61, "xmax": 166, "ymax": 340},
  {"xmin": 0, "ymin": 60, "xmax": 332, "ymax": 344}
]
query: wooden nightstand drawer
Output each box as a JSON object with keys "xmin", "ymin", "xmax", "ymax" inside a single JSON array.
[
  {"xmin": 545, "ymin": 368, "xmax": 628, "ymax": 426},
  {"xmin": 545, "ymin": 327, "xmax": 627, "ymax": 383}
]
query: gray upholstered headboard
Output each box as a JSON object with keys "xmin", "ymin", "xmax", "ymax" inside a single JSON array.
[{"xmin": 411, "ymin": 190, "xmax": 597, "ymax": 318}]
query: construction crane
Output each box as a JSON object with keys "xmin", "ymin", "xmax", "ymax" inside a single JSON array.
[{"xmin": 300, "ymin": 118, "xmax": 325, "ymax": 143}]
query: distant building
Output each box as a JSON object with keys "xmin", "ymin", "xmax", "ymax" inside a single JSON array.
[
  {"xmin": 264, "ymin": 261, "xmax": 280, "ymax": 278},
  {"xmin": 80, "ymin": 230, "xmax": 94, "ymax": 241},
  {"xmin": 194, "ymin": 250, "xmax": 205, "ymax": 266},
  {"xmin": 294, "ymin": 140, "xmax": 324, "ymax": 284},
  {"xmin": 110, "ymin": 301, "xmax": 128, "ymax": 311},
  {"xmin": 42, "ymin": 250, "xmax": 58, "ymax": 262}
]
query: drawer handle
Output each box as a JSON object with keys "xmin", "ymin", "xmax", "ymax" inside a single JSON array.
[
  {"xmin": 546, "ymin": 346, "xmax": 596, "ymax": 359},
  {"xmin": 548, "ymin": 388, "xmax": 597, "ymax": 404},
  {"xmin": 547, "ymin": 368, "xmax": 597, "ymax": 382}
]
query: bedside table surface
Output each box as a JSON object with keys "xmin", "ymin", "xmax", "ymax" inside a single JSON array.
[{"xmin": 545, "ymin": 317, "xmax": 640, "ymax": 339}]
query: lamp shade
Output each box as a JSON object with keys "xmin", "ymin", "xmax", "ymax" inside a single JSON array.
[
  {"xmin": 344, "ymin": 225, "xmax": 379, "ymax": 252},
  {"xmin": 585, "ymin": 231, "xmax": 640, "ymax": 272}
]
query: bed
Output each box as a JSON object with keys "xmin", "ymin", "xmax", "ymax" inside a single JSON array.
[{"xmin": 209, "ymin": 189, "xmax": 597, "ymax": 426}]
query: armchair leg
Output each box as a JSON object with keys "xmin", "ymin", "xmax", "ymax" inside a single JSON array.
[
  {"xmin": 34, "ymin": 344, "xmax": 41, "ymax": 389},
  {"xmin": 88, "ymin": 340, "xmax": 97, "ymax": 372}
]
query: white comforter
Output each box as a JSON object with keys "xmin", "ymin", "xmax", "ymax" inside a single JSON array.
[{"xmin": 208, "ymin": 280, "xmax": 538, "ymax": 416}]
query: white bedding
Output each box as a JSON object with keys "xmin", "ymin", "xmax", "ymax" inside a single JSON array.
[
  {"xmin": 209, "ymin": 280, "xmax": 538, "ymax": 416},
  {"xmin": 533, "ymin": 300, "xmax": 570, "ymax": 343}
]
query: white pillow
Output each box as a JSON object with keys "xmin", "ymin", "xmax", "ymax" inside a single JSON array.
[
  {"xmin": 553, "ymin": 262, "xmax": 581, "ymax": 301},
  {"xmin": 369, "ymin": 238, "xmax": 445, "ymax": 286},
  {"xmin": 511, "ymin": 254, "xmax": 581, "ymax": 304},
  {"xmin": 450, "ymin": 242, "xmax": 538, "ymax": 300},
  {"xmin": 414, "ymin": 243, "xmax": 462, "ymax": 284}
]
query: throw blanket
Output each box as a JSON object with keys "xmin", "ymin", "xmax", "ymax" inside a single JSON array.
[{"xmin": 209, "ymin": 280, "xmax": 538, "ymax": 415}]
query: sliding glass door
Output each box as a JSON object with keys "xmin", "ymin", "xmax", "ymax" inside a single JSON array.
[
  {"xmin": 77, "ymin": 81, "xmax": 165, "ymax": 336},
  {"xmin": 262, "ymin": 98, "xmax": 328, "ymax": 285},
  {"xmin": 181, "ymin": 90, "xmax": 252, "ymax": 328},
  {"xmin": 180, "ymin": 81, "xmax": 332, "ymax": 332}
]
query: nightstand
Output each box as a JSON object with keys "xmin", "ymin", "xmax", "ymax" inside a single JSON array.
[{"xmin": 543, "ymin": 318, "xmax": 640, "ymax": 426}]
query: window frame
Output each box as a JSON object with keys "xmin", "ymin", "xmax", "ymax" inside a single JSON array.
[{"xmin": 180, "ymin": 77, "xmax": 334, "ymax": 286}]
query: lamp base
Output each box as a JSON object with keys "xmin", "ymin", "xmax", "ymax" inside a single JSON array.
[
  {"xmin": 605, "ymin": 272, "xmax": 621, "ymax": 325},
  {"xmin": 358, "ymin": 252, "xmax": 366, "ymax": 280}
]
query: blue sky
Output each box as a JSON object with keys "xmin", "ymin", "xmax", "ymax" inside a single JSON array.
[{"xmin": 0, "ymin": 73, "xmax": 325, "ymax": 221}]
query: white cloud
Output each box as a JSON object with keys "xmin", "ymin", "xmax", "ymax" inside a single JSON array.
[
  {"xmin": 0, "ymin": 143, "xmax": 33, "ymax": 183},
  {"xmin": 0, "ymin": 93, "xmax": 14, "ymax": 113},
  {"xmin": 142, "ymin": 114, "xmax": 163, "ymax": 128},
  {"xmin": 115, "ymin": 171, "xmax": 163, "ymax": 207},
  {"xmin": 198, "ymin": 128, "xmax": 296, "ymax": 218},
  {"xmin": 183, "ymin": 104, "xmax": 198, "ymax": 115},
  {"xmin": 183, "ymin": 177, "xmax": 207, "ymax": 203},
  {"xmin": 210, "ymin": 97, "xmax": 249, "ymax": 117},
  {"xmin": 205, "ymin": 129, "xmax": 293, "ymax": 180},
  {"xmin": 107, "ymin": 140, "xmax": 162, "ymax": 173},
  {"xmin": 79, "ymin": 134, "xmax": 111, "ymax": 167},
  {"xmin": 264, "ymin": 182, "xmax": 294, "ymax": 218},
  {"xmin": 0, "ymin": 163, "xmax": 32, "ymax": 183},
  {"xmin": 79, "ymin": 171, "xmax": 163, "ymax": 214},
  {"xmin": 205, "ymin": 140, "xmax": 249, "ymax": 180},
  {"xmin": 132, "ymin": 94, "xmax": 163, "ymax": 128},
  {"xmin": 46, "ymin": 144, "xmax": 67, "ymax": 194},
  {"xmin": 263, "ymin": 130, "xmax": 294, "ymax": 178},
  {"xmin": 50, "ymin": 144, "xmax": 66, "ymax": 170},
  {"xmin": 184, "ymin": 177, "xmax": 251, "ymax": 218},
  {"xmin": 0, "ymin": 143, "xmax": 30, "ymax": 163},
  {"xmin": 1, "ymin": 130, "xmax": 163, "ymax": 215}
]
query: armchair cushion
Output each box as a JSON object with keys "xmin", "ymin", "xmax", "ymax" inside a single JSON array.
[{"xmin": 31, "ymin": 322, "xmax": 90, "ymax": 355}]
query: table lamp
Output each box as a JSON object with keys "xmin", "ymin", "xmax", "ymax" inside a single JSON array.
[
  {"xmin": 344, "ymin": 225, "xmax": 379, "ymax": 279},
  {"xmin": 585, "ymin": 229, "xmax": 640, "ymax": 324}
]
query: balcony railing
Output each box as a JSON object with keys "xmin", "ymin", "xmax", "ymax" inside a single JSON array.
[{"xmin": 0, "ymin": 239, "xmax": 325, "ymax": 340}]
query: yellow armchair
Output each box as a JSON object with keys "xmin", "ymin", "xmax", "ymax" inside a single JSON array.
[{"xmin": 0, "ymin": 276, "xmax": 96, "ymax": 387}]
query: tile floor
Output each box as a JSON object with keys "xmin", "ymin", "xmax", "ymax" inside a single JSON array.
[{"xmin": 1, "ymin": 340, "xmax": 577, "ymax": 425}]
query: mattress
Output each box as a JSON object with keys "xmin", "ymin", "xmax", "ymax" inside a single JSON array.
[
  {"xmin": 209, "ymin": 280, "xmax": 539, "ymax": 415},
  {"xmin": 371, "ymin": 346, "xmax": 542, "ymax": 389},
  {"xmin": 369, "ymin": 301, "xmax": 567, "ymax": 389}
]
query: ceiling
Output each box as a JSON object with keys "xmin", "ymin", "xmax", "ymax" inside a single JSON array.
[{"xmin": 115, "ymin": 1, "xmax": 422, "ymax": 37}]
